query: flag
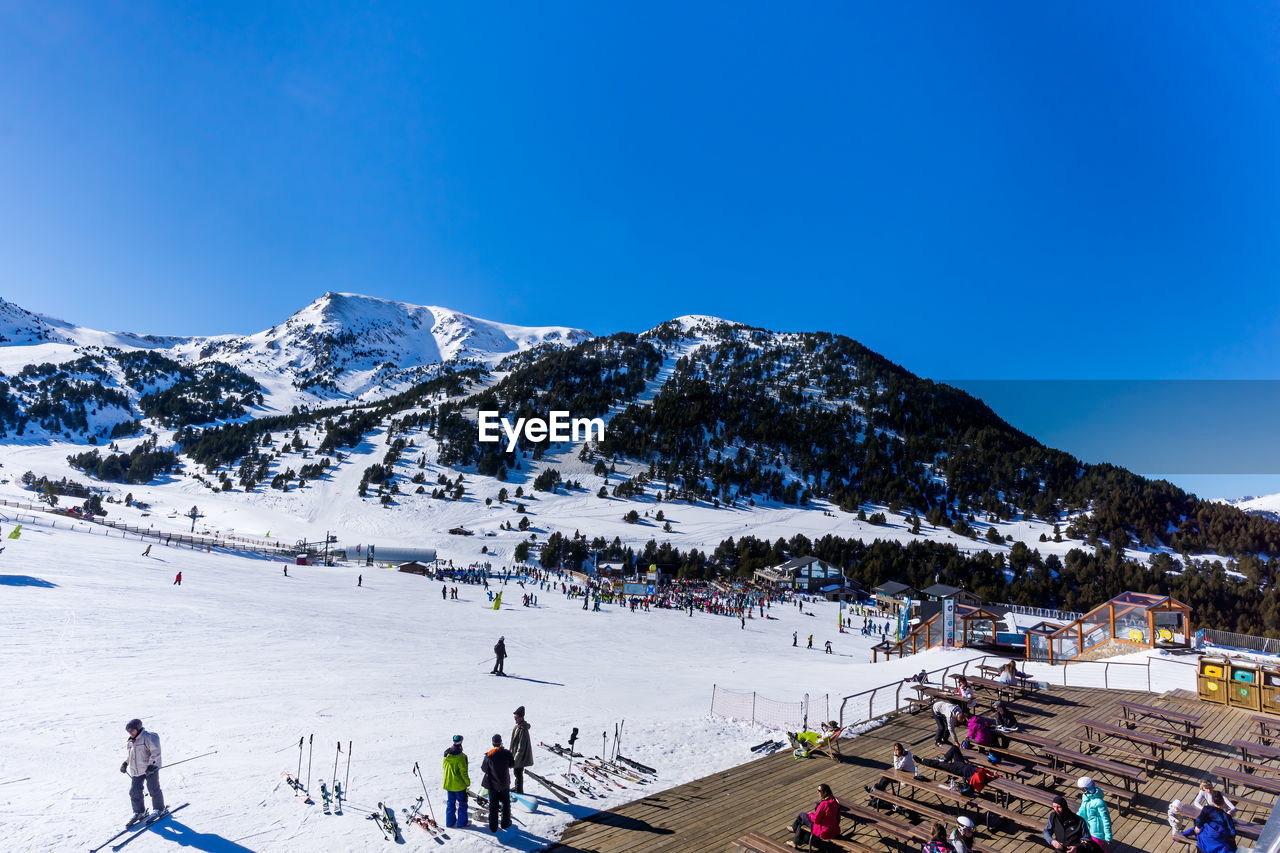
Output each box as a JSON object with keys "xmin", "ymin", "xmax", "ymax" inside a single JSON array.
[{"xmin": 7, "ymin": 525, "xmax": 20, "ymax": 539}]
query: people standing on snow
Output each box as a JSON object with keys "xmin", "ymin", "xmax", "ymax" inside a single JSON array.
[
  {"xmin": 142, "ymin": 545, "xmax": 152, "ymax": 557},
  {"xmin": 792, "ymin": 631, "xmax": 798, "ymax": 647},
  {"xmin": 442, "ymin": 735, "xmax": 470, "ymax": 828},
  {"xmin": 807, "ymin": 634, "xmax": 813, "ymax": 649},
  {"xmin": 173, "ymin": 572, "xmax": 181, "ymax": 586},
  {"xmin": 283, "ymin": 566, "xmax": 288, "ymax": 577},
  {"xmin": 491, "ymin": 637, "xmax": 507, "ymax": 676},
  {"xmin": 442, "ymin": 584, "xmax": 448, "ymax": 600},
  {"xmin": 824, "ymin": 640, "xmax": 833, "ymax": 654},
  {"xmin": 481, "ymin": 734, "xmax": 514, "ymax": 833},
  {"xmin": 121, "ymin": 719, "xmax": 164, "ymax": 822},
  {"xmin": 510, "ymin": 706, "xmax": 533, "ymax": 794},
  {"xmin": 357, "ymin": 574, "xmax": 362, "ymax": 587}
]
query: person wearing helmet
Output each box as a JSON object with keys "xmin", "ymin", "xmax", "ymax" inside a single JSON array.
[
  {"xmin": 120, "ymin": 719, "xmax": 164, "ymax": 825},
  {"xmin": 949, "ymin": 816, "xmax": 976, "ymax": 852}
]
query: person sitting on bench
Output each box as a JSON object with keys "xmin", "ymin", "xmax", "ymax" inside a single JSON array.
[
  {"xmin": 921, "ymin": 821, "xmax": 950, "ymax": 853},
  {"xmin": 791, "ymin": 783, "xmax": 841, "ymax": 848},
  {"xmin": 1192, "ymin": 779, "xmax": 1235, "ymax": 816},
  {"xmin": 867, "ymin": 742, "xmax": 916, "ymax": 808}
]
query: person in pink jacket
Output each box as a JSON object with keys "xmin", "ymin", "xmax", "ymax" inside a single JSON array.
[{"xmin": 792, "ymin": 783, "xmax": 841, "ymax": 847}]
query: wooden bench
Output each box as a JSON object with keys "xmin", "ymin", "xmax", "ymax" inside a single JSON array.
[
  {"xmin": 1253, "ymin": 714, "xmax": 1280, "ymax": 746},
  {"xmin": 729, "ymin": 832, "xmax": 794, "ymax": 853},
  {"xmin": 1213, "ymin": 765, "xmax": 1280, "ymax": 797},
  {"xmin": 1040, "ymin": 743, "xmax": 1147, "ymax": 793},
  {"xmin": 1076, "ymin": 718, "xmax": 1169, "ymax": 767},
  {"xmin": 1117, "ymin": 700, "xmax": 1200, "ymax": 746},
  {"xmin": 987, "ymin": 776, "xmax": 1061, "ymax": 812}
]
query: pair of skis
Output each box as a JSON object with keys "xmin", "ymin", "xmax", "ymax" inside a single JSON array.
[
  {"xmin": 523, "ymin": 770, "xmax": 574, "ymax": 803},
  {"xmin": 88, "ymin": 803, "xmax": 189, "ymax": 853},
  {"xmin": 367, "ymin": 802, "xmax": 401, "ymax": 841},
  {"xmin": 538, "ymin": 741, "xmax": 582, "ymax": 758},
  {"xmin": 403, "ymin": 796, "xmax": 444, "ymax": 837},
  {"xmin": 750, "ymin": 738, "xmax": 786, "ymax": 755}
]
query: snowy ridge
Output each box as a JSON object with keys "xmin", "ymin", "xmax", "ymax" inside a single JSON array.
[{"xmin": 0, "ymin": 292, "xmax": 592, "ymax": 407}]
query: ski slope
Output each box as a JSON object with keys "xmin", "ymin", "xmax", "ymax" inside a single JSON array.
[{"xmin": 0, "ymin": 513, "xmax": 977, "ymax": 853}]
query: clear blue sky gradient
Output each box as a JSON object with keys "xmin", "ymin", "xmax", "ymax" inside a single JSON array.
[{"xmin": 2, "ymin": 3, "xmax": 1279, "ymax": 496}]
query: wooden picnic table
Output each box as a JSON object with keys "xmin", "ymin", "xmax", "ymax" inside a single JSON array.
[
  {"xmin": 1213, "ymin": 765, "xmax": 1280, "ymax": 798},
  {"xmin": 1234, "ymin": 737, "xmax": 1280, "ymax": 767},
  {"xmin": 841, "ymin": 801, "xmax": 1002, "ymax": 853},
  {"xmin": 1117, "ymin": 700, "xmax": 1200, "ymax": 746},
  {"xmin": 1040, "ymin": 743, "xmax": 1147, "ymax": 793},
  {"xmin": 1253, "ymin": 714, "xmax": 1280, "ymax": 746},
  {"xmin": 987, "ymin": 776, "xmax": 1061, "ymax": 812},
  {"xmin": 999, "ymin": 729, "xmax": 1061, "ymax": 752},
  {"xmin": 912, "ymin": 684, "xmax": 967, "ymax": 706},
  {"xmin": 1077, "ymin": 717, "xmax": 1170, "ymax": 767}
]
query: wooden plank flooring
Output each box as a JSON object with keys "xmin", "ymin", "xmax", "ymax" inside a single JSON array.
[{"xmin": 544, "ymin": 685, "xmax": 1276, "ymax": 853}]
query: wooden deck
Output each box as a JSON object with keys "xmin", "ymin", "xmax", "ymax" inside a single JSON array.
[{"xmin": 545, "ymin": 685, "xmax": 1276, "ymax": 853}]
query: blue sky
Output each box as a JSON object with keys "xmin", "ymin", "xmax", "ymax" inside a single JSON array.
[{"xmin": 2, "ymin": 3, "xmax": 1279, "ymax": 496}]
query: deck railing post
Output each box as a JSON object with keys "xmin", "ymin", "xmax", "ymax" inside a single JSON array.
[{"xmin": 751, "ymin": 692, "xmax": 756, "ymax": 726}]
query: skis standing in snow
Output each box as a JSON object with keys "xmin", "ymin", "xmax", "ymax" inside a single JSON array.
[{"xmin": 122, "ymin": 719, "xmax": 165, "ymax": 824}]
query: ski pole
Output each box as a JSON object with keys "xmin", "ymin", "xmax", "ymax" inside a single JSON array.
[
  {"xmin": 334, "ymin": 742, "xmax": 341, "ymax": 790},
  {"xmin": 617, "ymin": 720, "xmax": 624, "ymax": 761},
  {"xmin": 164, "ymin": 750, "xmax": 219, "ymax": 769},
  {"xmin": 603, "ymin": 732, "xmax": 607, "ymax": 757},
  {"xmin": 412, "ymin": 762, "xmax": 438, "ymax": 824},
  {"xmin": 306, "ymin": 734, "xmax": 314, "ymax": 796},
  {"xmin": 296, "ymin": 736, "xmax": 304, "ymax": 786},
  {"xmin": 345, "ymin": 741, "xmax": 352, "ymax": 794}
]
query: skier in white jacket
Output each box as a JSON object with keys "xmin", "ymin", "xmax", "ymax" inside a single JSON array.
[{"xmin": 121, "ymin": 718, "xmax": 165, "ymax": 822}]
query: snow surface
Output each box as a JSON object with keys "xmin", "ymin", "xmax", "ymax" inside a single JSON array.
[{"xmin": 0, "ymin": 513, "xmax": 1003, "ymax": 853}]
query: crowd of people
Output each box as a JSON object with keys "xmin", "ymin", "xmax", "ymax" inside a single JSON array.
[{"xmin": 787, "ymin": 669, "xmax": 1241, "ymax": 853}]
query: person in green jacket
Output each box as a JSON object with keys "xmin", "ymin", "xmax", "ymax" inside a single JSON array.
[
  {"xmin": 443, "ymin": 735, "xmax": 470, "ymax": 828},
  {"xmin": 1077, "ymin": 777, "xmax": 1112, "ymax": 848}
]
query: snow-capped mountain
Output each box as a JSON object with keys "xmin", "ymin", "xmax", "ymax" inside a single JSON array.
[
  {"xmin": 0, "ymin": 293, "xmax": 592, "ymax": 412},
  {"xmin": 169, "ymin": 291, "xmax": 591, "ymax": 399}
]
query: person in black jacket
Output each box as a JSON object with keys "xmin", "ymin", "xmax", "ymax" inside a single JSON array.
[
  {"xmin": 1042, "ymin": 794, "xmax": 1098, "ymax": 852},
  {"xmin": 481, "ymin": 734, "xmax": 514, "ymax": 832},
  {"xmin": 491, "ymin": 637, "xmax": 507, "ymax": 676}
]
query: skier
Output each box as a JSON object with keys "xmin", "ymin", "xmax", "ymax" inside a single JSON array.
[
  {"xmin": 173, "ymin": 572, "xmax": 181, "ymax": 586},
  {"xmin": 510, "ymin": 706, "xmax": 533, "ymax": 794},
  {"xmin": 142, "ymin": 545, "xmax": 152, "ymax": 558},
  {"xmin": 807, "ymin": 634, "xmax": 813, "ymax": 649},
  {"xmin": 357, "ymin": 574, "xmax": 362, "ymax": 587},
  {"xmin": 824, "ymin": 640, "xmax": 833, "ymax": 654},
  {"xmin": 480, "ymin": 734, "xmax": 514, "ymax": 833},
  {"xmin": 121, "ymin": 719, "xmax": 164, "ymax": 825},
  {"xmin": 283, "ymin": 566, "xmax": 288, "ymax": 577},
  {"xmin": 793, "ymin": 631, "xmax": 798, "ymax": 647},
  {"xmin": 442, "ymin": 735, "xmax": 470, "ymax": 828},
  {"xmin": 492, "ymin": 636, "xmax": 507, "ymax": 676},
  {"xmin": 442, "ymin": 584, "xmax": 447, "ymax": 600}
]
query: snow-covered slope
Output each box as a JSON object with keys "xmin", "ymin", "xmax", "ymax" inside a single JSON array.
[
  {"xmin": 1226, "ymin": 493, "xmax": 1280, "ymax": 522},
  {"xmin": 0, "ymin": 514, "xmax": 978, "ymax": 852}
]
